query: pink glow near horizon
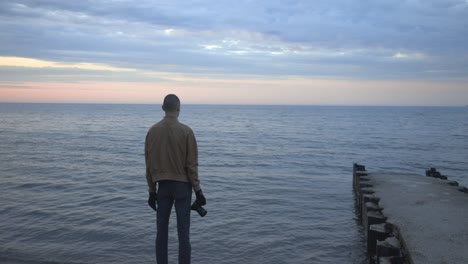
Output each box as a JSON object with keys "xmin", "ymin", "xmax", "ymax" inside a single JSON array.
[{"xmin": 0, "ymin": 79, "xmax": 467, "ymax": 106}]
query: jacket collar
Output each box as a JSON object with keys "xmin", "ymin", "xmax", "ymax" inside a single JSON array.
[{"xmin": 164, "ymin": 111, "xmax": 179, "ymax": 119}]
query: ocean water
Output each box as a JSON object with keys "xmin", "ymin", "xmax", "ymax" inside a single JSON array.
[{"xmin": 0, "ymin": 103, "xmax": 467, "ymax": 264}]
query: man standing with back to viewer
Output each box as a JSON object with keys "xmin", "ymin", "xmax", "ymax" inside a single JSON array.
[{"xmin": 145, "ymin": 94, "xmax": 206, "ymax": 264}]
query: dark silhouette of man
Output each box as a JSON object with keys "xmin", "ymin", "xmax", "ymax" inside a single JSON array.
[{"xmin": 145, "ymin": 94, "xmax": 206, "ymax": 264}]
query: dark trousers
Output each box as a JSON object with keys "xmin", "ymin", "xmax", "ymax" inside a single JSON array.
[{"xmin": 156, "ymin": 180, "xmax": 192, "ymax": 264}]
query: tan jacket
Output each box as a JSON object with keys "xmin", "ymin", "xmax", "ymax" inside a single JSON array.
[{"xmin": 145, "ymin": 113, "xmax": 200, "ymax": 192}]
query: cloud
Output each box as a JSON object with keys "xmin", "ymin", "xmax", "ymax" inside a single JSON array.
[
  {"xmin": 0, "ymin": 56, "xmax": 136, "ymax": 72},
  {"xmin": 391, "ymin": 52, "xmax": 427, "ymax": 60},
  {"xmin": 0, "ymin": 0, "xmax": 467, "ymax": 81}
]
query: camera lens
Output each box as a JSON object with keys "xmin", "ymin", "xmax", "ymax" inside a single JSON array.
[{"xmin": 196, "ymin": 207, "xmax": 207, "ymax": 217}]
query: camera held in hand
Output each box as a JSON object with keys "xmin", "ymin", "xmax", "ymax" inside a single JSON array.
[{"xmin": 191, "ymin": 200, "xmax": 207, "ymax": 217}]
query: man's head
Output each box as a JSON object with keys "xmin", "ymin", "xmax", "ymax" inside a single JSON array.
[{"xmin": 162, "ymin": 94, "xmax": 181, "ymax": 113}]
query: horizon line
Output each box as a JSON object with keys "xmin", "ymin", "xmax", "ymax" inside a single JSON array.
[{"xmin": 0, "ymin": 101, "xmax": 466, "ymax": 108}]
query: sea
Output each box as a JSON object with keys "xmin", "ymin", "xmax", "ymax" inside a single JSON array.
[{"xmin": 0, "ymin": 103, "xmax": 467, "ymax": 264}]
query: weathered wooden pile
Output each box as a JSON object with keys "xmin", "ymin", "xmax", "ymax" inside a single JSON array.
[
  {"xmin": 353, "ymin": 163, "xmax": 468, "ymax": 264},
  {"xmin": 353, "ymin": 163, "xmax": 406, "ymax": 264}
]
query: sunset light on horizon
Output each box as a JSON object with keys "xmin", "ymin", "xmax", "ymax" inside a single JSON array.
[{"xmin": 1, "ymin": 1, "xmax": 468, "ymax": 106}]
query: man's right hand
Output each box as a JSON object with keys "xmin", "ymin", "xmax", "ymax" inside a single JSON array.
[
  {"xmin": 148, "ymin": 192, "xmax": 157, "ymax": 211},
  {"xmin": 195, "ymin": 190, "xmax": 206, "ymax": 206}
]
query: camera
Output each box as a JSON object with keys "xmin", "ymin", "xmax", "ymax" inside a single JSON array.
[{"xmin": 191, "ymin": 200, "xmax": 207, "ymax": 217}]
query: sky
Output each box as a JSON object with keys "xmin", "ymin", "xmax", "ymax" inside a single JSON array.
[{"xmin": 1, "ymin": 0, "xmax": 468, "ymax": 106}]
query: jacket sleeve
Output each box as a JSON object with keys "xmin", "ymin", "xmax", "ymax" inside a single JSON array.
[
  {"xmin": 145, "ymin": 132, "xmax": 156, "ymax": 193},
  {"xmin": 186, "ymin": 129, "xmax": 201, "ymax": 191}
]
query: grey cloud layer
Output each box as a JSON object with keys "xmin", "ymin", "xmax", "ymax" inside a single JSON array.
[{"xmin": 1, "ymin": 0, "xmax": 468, "ymax": 80}]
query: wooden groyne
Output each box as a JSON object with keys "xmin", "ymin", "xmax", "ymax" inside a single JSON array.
[{"xmin": 353, "ymin": 164, "xmax": 468, "ymax": 264}]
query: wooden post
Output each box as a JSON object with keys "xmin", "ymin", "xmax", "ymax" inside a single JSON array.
[
  {"xmin": 377, "ymin": 237, "xmax": 401, "ymax": 256},
  {"xmin": 367, "ymin": 223, "xmax": 391, "ymax": 258}
]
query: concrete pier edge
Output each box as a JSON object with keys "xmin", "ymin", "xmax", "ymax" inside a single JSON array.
[
  {"xmin": 353, "ymin": 163, "xmax": 468, "ymax": 264},
  {"xmin": 353, "ymin": 163, "xmax": 407, "ymax": 263}
]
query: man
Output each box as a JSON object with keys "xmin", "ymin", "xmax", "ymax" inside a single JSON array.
[{"xmin": 145, "ymin": 94, "xmax": 206, "ymax": 264}]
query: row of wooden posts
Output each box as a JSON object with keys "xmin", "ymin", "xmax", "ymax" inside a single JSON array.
[
  {"xmin": 353, "ymin": 163, "xmax": 406, "ymax": 264},
  {"xmin": 354, "ymin": 164, "xmax": 467, "ymax": 264}
]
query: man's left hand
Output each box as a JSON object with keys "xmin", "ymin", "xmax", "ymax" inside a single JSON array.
[{"xmin": 148, "ymin": 192, "xmax": 157, "ymax": 211}]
